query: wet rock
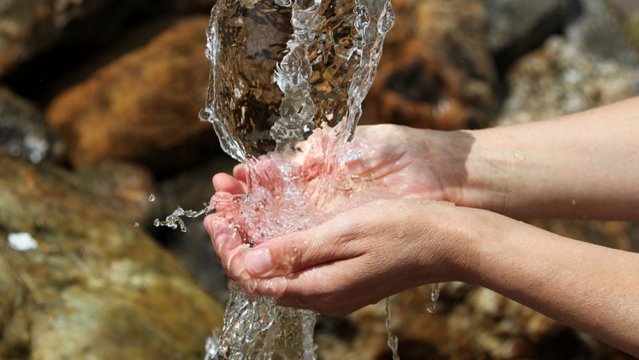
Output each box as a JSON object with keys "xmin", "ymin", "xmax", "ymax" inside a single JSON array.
[
  {"xmin": 0, "ymin": 152, "xmax": 223, "ymax": 359},
  {"xmin": 496, "ymin": 36, "xmax": 639, "ymax": 126},
  {"xmin": 361, "ymin": 0, "xmax": 497, "ymax": 130},
  {"xmin": 485, "ymin": 0, "xmax": 581, "ymax": 66},
  {"xmin": 0, "ymin": 0, "xmax": 151, "ymax": 77},
  {"xmin": 46, "ymin": 17, "xmax": 217, "ymax": 175},
  {"xmin": 566, "ymin": 0, "xmax": 639, "ymax": 67},
  {"xmin": 0, "ymin": 87, "xmax": 56, "ymax": 163}
]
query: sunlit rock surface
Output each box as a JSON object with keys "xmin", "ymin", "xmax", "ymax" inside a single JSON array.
[
  {"xmin": 0, "ymin": 152, "xmax": 223, "ymax": 359},
  {"xmin": 496, "ymin": 36, "xmax": 639, "ymax": 126},
  {"xmin": 46, "ymin": 17, "xmax": 215, "ymax": 175},
  {"xmin": 361, "ymin": 0, "xmax": 497, "ymax": 130}
]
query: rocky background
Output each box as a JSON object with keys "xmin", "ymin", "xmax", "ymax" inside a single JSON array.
[{"xmin": 0, "ymin": 0, "xmax": 637, "ymax": 359}]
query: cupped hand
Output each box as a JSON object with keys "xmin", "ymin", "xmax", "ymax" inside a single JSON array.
[
  {"xmin": 204, "ymin": 124, "xmax": 472, "ymax": 315},
  {"xmin": 211, "ymin": 124, "xmax": 456, "ymax": 201},
  {"xmin": 205, "ymin": 197, "xmax": 483, "ymax": 316}
]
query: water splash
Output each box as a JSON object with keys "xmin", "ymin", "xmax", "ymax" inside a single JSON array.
[
  {"xmin": 385, "ymin": 297, "xmax": 400, "ymax": 360},
  {"xmin": 199, "ymin": 0, "xmax": 395, "ymax": 358}
]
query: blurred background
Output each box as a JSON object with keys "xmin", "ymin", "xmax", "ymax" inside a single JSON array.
[{"xmin": 0, "ymin": 0, "xmax": 638, "ymax": 359}]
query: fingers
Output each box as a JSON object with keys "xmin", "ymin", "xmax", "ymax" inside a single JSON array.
[
  {"xmin": 213, "ymin": 173, "xmax": 246, "ymax": 194},
  {"xmin": 242, "ymin": 224, "xmax": 357, "ymax": 279},
  {"xmin": 205, "ymin": 216, "xmax": 252, "ymax": 282},
  {"xmin": 233, "ymin": 164, "xmax": 248, "ymax": 182}
]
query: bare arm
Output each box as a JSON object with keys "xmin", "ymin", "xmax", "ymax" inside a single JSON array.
[
  {"xmin": 462, "ymin": 209, "xmax": 639, "ymax": 357},
  {"xmin": 206, "ymin": 199, "xmax": 639, "ymax": 356},
  {"xmin": 442, "ymin": 97, "xmax": 639, "ymax": 220}
]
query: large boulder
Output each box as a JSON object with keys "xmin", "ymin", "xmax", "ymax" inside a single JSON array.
[
  {"xmin": 361, "ymin": 0, "xmax": 497, "ymax": 130},
  {"xmin": 0, "ymin": 152, "xmax": 223, "ymax": 359},
  {"xmin": 46, "ymin": 17, "xmax": 217, "ymax": 175}
]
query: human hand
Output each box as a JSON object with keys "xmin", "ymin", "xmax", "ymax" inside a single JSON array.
[
  {"xmin": 211, "ymin": 124, "xmax": 464, "ymax": 202},
  {"xmin": 205, "ymin": 198, "xmax": 484, "ymax": 316}
]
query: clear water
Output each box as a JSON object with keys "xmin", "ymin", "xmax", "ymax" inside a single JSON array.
[{"xmin": 196, "ymin": 0, "xmax": 395, "ymax": 358}]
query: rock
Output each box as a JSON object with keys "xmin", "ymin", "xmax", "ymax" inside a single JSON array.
[
  {"xmin": 361, "ymin": 0, "xmax": 497, "ymax": 130},
  {"xmin": 46, "ymin": 17, "xmax": 218, "ymax": 175},
  {"xmin": 532, "ymin": 219, "xmax": 639, "ymax": 252},
  {"xmin": 0, "ymin": 87, "xmax": 56, "ymax": 163},
  {"xmin": 317, "ymin": 284, "xmax": 629, "ymax": 359},
  {"xmin": 164, "ymin": 0, "xmax": 216, "ymax": 13},
  {"xmin": 151, "ymin": 156, "xmax": 237, "ymax": 302},
  {"xmin": 77, "ymin": 161, "xmax": 156, "ymax": 225},
  {"xmin": 495, "ymin": 36, "xmax": 639, "ymax": 126},
  {"xmin": 607, "ymin": 0, "xmax": 639, "ymax": 52},
  {"xmin": 485, "ymin": 0, "xmax": 580, "ymax": 66},
  {"xmin": 0, "ymin": 152, "xmax": 223, "ymax": 359},
  {"xmin": 566, "ymin": 0, "xmax": 639, "ymax": 67},
  {"xmin": 0, "ymin": 0, "xmax": 152, "ymax": 77}
]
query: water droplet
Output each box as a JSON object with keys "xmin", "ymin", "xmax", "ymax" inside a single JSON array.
[
  {"xmin": 134, "ymin": 222, "xmax": 140, "ymax": 228},
  {"xmin": 148, "ymin": 194, "xmax": 156, "ymax": 203},
  {"xmin": 153, "ymin": 219, "xmax": 160, "ymax": 227},
  {"xmin": 514, "ymin": 151, "xmax": 525, "ymax": 161}
]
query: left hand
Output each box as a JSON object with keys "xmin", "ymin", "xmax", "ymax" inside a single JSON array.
[{"xmin": 205, "ymin": 197, "xmax": 478, "ymax": 317}]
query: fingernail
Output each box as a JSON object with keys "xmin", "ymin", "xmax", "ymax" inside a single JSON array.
[{"xmin": 246, "ymin": 248, "xmax": 272, "ymax": 275}]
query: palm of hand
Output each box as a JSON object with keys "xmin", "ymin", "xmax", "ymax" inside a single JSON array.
[{"xmin": 347, "ymin": 125, "xmax": 445, "ymax": 201}]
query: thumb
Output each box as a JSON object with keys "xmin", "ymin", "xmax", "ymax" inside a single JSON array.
[{"xmin": 244, "ymin": 223, "xmax": 355, "ymax": 278}]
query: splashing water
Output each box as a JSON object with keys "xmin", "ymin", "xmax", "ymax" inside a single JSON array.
[{"xmin": 197, "ymin": 0, "xmax": 395, "ymax": 358}]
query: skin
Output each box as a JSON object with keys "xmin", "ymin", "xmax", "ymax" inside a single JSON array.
[{"xmin": 204, "ymin": 97, "xmax": 639, "ymax": 356}]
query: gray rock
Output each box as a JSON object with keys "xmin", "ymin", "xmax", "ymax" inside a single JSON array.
[
  {"xmin": 0, "ymin": 152, "xmax": 224, "ymax": 359},
  {"xmin": 566, "ymin": 0, "xmax": 639, "ymax": 66},
  {"xmin": 485, "ymin": 0, "xmax": 580, "ymax": 60},
  {"xmin": 0, "ymin": 87, "xmax": 53, "ymax": 163},
  {"xmin": 496, "ymin": 36, "xmax": 639, "ymax": 126}
]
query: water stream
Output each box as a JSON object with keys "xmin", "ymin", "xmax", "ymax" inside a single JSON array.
[{"xmin": 165, "ymin": 0, "xmax": 397, "ymax": 358}]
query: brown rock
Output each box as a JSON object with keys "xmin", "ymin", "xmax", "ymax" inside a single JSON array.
[
  {"xmin": 317, "ymin": 284, "xmax": 630, "ymax": 359},
  {"xmin": 0, "ymin": 0, "xmax": 150, "ymax": 77},
  {"xmin": 46, "ymin": 17, "xmax": 218, "ymax": 174},
  {"xmin": 0, "ymin": 152, "xmax": 223, "ymax": 359},
  {"xmin": 361, "ymin": 0, "xmax": 497, "ymax": 130},
  {"xmin": 77, "ymin": 161, "xmax": 156, "ymax": 224}
]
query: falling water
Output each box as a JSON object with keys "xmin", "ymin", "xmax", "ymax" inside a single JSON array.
[{"xmin": 196, "ymin": 0, "xmax": 395, "ymax": 358}]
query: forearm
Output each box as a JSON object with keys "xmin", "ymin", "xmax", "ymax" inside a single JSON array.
[
  {"xmin": 442, "ymin": 97, "xmax": 639, "ymax": 220},
  {"xmin": 459, "ymin": 213, "xmax": 639, "ymax": 356}
]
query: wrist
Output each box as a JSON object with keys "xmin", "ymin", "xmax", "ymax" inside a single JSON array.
[{"xmin": 427, "ymin": 128, "xmax": 514, "ymax": 214}]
